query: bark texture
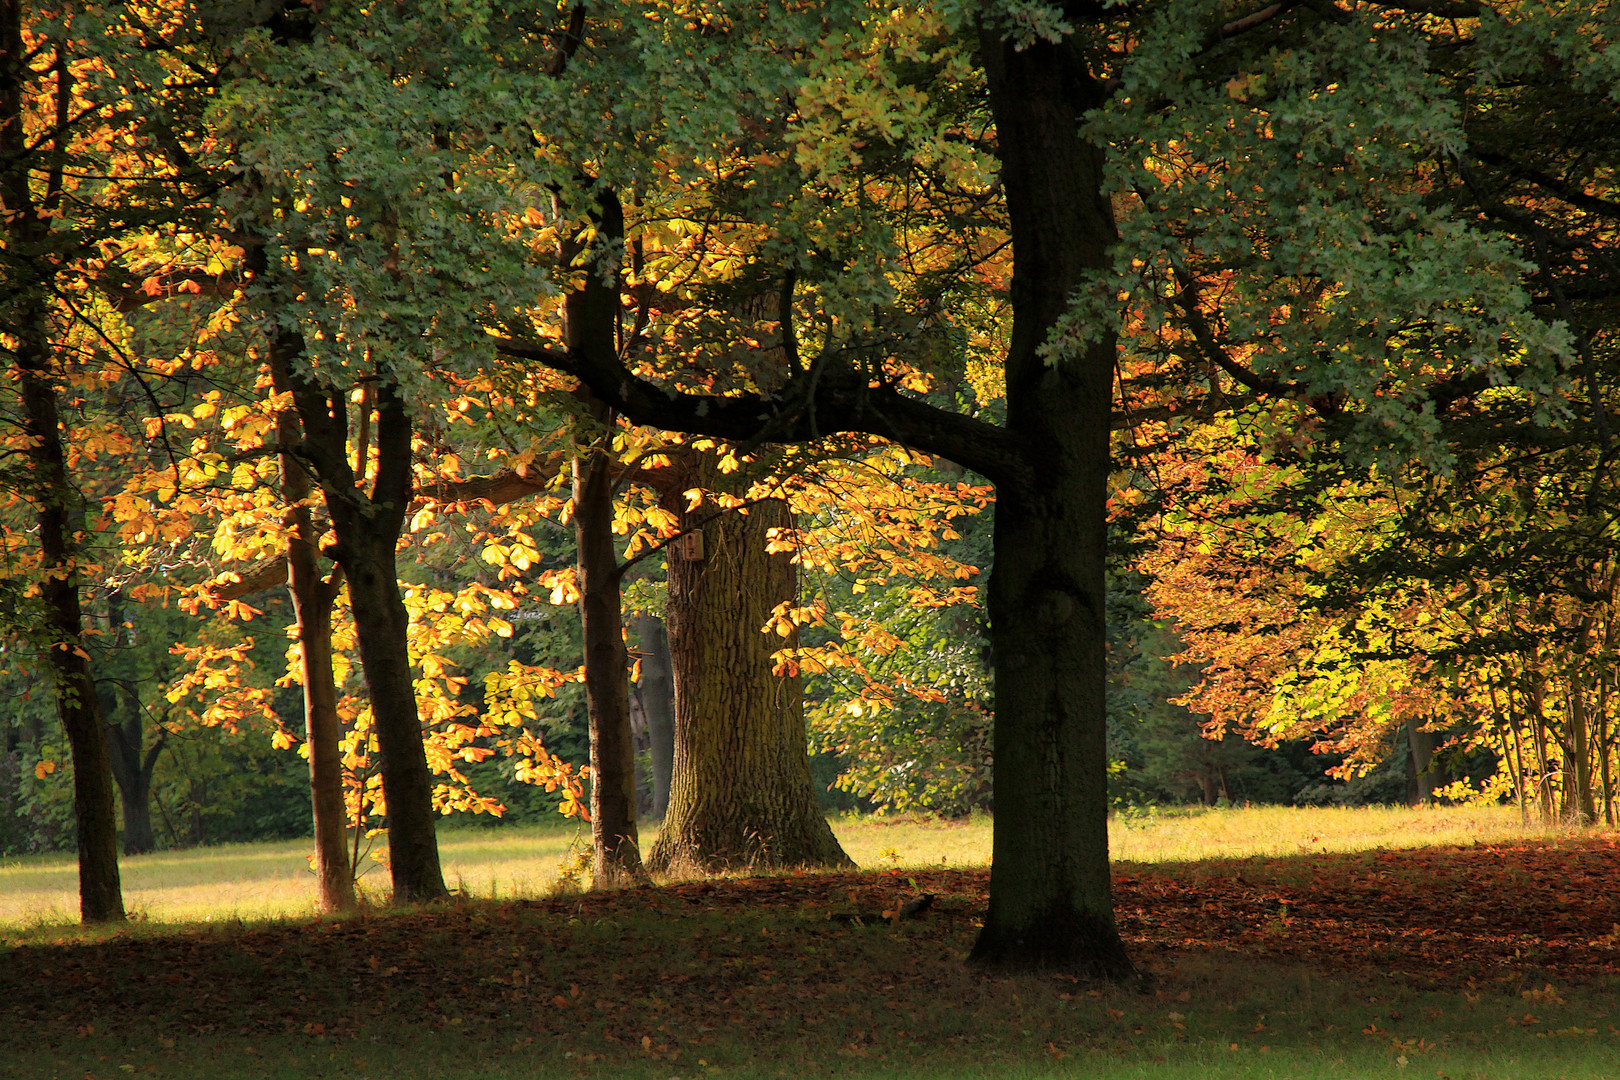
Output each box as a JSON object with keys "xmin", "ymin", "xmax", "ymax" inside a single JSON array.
[
  {"xmin": 648, "ymin": 453, "xmax": 850, "ymax": 873},
  {"xmin": 964, "ymin": 29, "xmax": 1132, "ymax": 977},
  {"xmin": 574, "ymin": 442, "xmax": 648, "ymax": 887},
  {"xmin": 266, "ymin": 325, "xmax": 356, "ymax": 911}
]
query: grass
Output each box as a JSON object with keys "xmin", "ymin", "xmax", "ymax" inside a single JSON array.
[
  {"xmin": 3, "ymin": 807, "xmax": 1616, "ymax": 1079},
  {"xmin": 0, "ymin": 803, "xmax": 1553, "ymax": 928},
  {"xmin": 6, "ymin": 856, "xmax": 1618, "ymax": 1080}
]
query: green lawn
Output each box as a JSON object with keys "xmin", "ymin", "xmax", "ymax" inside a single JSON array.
[
  {"xmin": 3, "ymin": 807, "xmax": 1615, "ymax": 1080},
  {"xmin": 0, "ymin": 803, "xmax": 1553, "ymax": 928}
]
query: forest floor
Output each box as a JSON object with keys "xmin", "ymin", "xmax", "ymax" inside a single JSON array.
[
  {"xmin": 3, "ymin": 834, "xmax": 1618, "ymax": 1079},
  {"xmin": 0, "ymin": 803, "xmax": 1548, "ymax": 925}
]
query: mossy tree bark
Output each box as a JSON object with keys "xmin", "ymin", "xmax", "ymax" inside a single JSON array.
[{"xmin": 647, "ymin": 452, "xmax": 851, "ymax": 873}]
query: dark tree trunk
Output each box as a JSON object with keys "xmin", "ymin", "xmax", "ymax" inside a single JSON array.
[
  {"xmin": 574, "ymin": 440, "xmax": 648, "ymax": 887},
  {"xmin": 330, "ymin": 385, "xmax": 447, "ymax": 903},
  {"xmin": 16, "ymin": 337, "xmax": 124, "ymax": 922},
  {"xmin": 965, "ymin": 29, "xmax": 1133, "ymax": 977},
  {"xmin": 3, "ymin": 3, "xmax": 122, "ymax": 921},
  {"xmin": 632, "ymin": 612, "xmax": 675, "ymax": 820},
  {"xmin": 279, "ymin": 342, "xmax": 446, "ymax": 902},
  {"xmin": 100, "ymin": 686, "xmax": 161, "ymax": 857},
  {"xmin": 265, "ymin": 322, "xmax": 357, "ymax": 911},
  {"xmin": 1406, "ymin": 719, "xmax": 1443, "ymax": 806},
  {"xmin": 97, "ymin": 593, "xmax": 160, "ymax": 857},
  {"xmin": 648, "ymin": 452, "xmax": 850, "ymax": 873}
]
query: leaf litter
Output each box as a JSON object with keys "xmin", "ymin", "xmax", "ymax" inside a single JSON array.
[{"xmin": 3, "ymin": 837, "xmax": 1618, "ymax": 1065}]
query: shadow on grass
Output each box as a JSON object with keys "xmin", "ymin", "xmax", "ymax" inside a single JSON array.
[{"xmin": 5, "ymin": 839, "xmax": 1618, "ymax": 1079}]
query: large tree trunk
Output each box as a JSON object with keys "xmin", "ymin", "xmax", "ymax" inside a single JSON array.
[
  {"xmin": 4, "ymin": 3, "xmax": 123, "ymax": 920},
  {"xmin": 574, "ymin": 442, "xmax": 648, "ymax": 887},
  {"xmin": 264, "ymin": 323, "xmax": 357, "ymax": 912},
  {"xmin": 966, "ymin": 29, "xmax": 1132, "ymax": 977},
  {"xmin": 648, "ymin": 453, "xmax": 850, "ymax": 873},
  {"xmin": 632, "ymin": 612, "xmax": 675, "ymax": 820}
]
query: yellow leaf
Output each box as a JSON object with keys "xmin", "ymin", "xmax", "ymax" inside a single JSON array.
[{"xmin": 35, "ymin": 760, "xmax": 57, "ymax": 779}]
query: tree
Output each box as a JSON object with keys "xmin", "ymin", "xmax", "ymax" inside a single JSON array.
[
  {"xmin": 647, "ymin": 447, "xmax": 851, "ymax": 872},
  {"xmin": 1, "ymin": 0, "xmax": 222, "ymax": 921},
  {"xmin": 498, "ymin": 0, "xmax": 1570, "ymax": 974}
]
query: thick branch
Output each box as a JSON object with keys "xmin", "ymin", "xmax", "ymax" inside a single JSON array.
[{"xmin": 492, "ymin": 336, "xmax": 1023, "ymax": 486}]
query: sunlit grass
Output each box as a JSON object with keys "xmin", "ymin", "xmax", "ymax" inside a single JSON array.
[
  {"xmin": 0, "ymin": 802, "xmax": 1563, "ymax": 929},
  {"xmin": 1105, "ymin": 802, "xmax": 1557, "ymax": 865}
]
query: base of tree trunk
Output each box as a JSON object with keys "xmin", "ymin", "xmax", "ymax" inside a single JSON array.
[
  {"xmin": 966, "ymin": 906, "xmax": 1136, "ymax": 980},
  {"xmin": 646, "ymin": 811, "xmax": 851, "ymax": 875}
]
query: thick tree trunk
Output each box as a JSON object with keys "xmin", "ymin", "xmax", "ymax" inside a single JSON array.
[
  {"xmin": 574, "ymin": 444, "xmax": 648, "ymax": 887},
  {"xmin": 632, "ymin": 612, "xmax": 675, "ymax": 820},
  {"xmin": 966, "ymin": 29, "xmax": 1132, "ymax": 976},
  {"xmin": 265, "ymin": 326, "xmax": 357, "ymax": 911},
  {"xmin": 648, "ymin": 453, "xmax": 850, "ymax": 873}
]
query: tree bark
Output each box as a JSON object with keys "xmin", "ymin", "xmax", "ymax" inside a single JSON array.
[
  {"xmin": 574, "ymin": 441, "xmax": 648, "ymax": 887},
  {"xmin": 3, "ymin": 2, "xmax": 123, "ymax": 921},
  {"xmin": 632, "ymin": 612, "xmax": 675, "ymax": 820},
  {"xmin": 265, "ymin": 323, "xmax": 357, "ymax": 911},
  {"xmin": 321, "ymin": 382, "xmax": 448, "ymax": 903},
  {"xmin": 648, "ymin": 452, "xmax": 850, "ymax": 873},
  {"xmin": 964, "ymin": 29, "xmax": 1132, "ymax": 977},
  {"xmin": 1406, "ymin": 719, "xmax": 1443, "ymax": 806}
]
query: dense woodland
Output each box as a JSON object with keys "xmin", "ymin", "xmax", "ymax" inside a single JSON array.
[{"xmin": 2, "ymin": 0, "xmax": 1617, "ymax": 975}]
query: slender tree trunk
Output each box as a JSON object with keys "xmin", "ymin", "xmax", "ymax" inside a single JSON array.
[
  {"xmin": 965, "ymin": 27, "xmax": 1132, "ymax": 976},
  {"xmin": 270, "ymin": 316, "xmax": 445, "ymax": 902},
  {"xmin": 632, "ymin": 612, "xmax": 675, "ymax": 820},
  {"xmin": 1528, "ymin": 679, "xmax": 1555, "ymax": 827},
  {"xmin": 327, "ymin": 384, "xmax": 447, "ymax": 902},
  {"xmin": 264, "ymin": 323, "xmax": 357, "ymax": 911},
  {"xmin": 96, "ymin": 593, "xmax": 159, "ymax": 856},
  {"xmin": 648, "ymin": 452, "xmax": 850, "ymax": 873},
  {"xmin": 574, "ymin": 440, "xmax": 648, "ymax": 887},
  {"xmin": 100, "ymin": 692, "xmax": 160, "ymax": 857},
  {"xmin": 1566, "ymin": 681, "xmax": 1596, "ymax": 824},
  {"xmin": 4, "ymin": 5, "xmax": 122, "ymax": 918}
]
